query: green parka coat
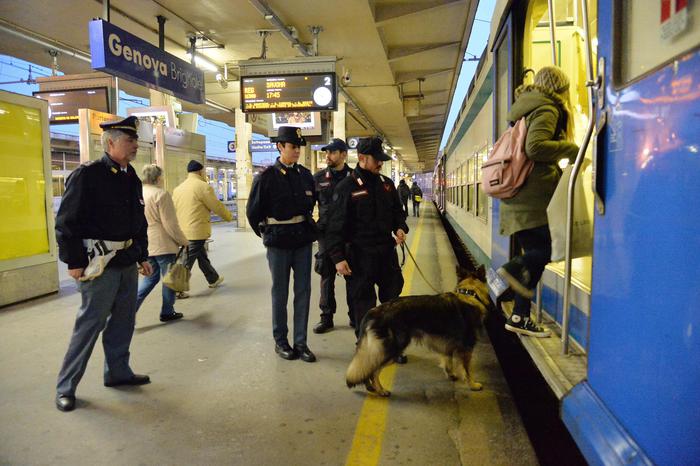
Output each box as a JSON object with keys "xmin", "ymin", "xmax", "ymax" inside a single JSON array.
[{"xmin": 499, "ymin": 89, "xmax": 580, "ymax": 236}]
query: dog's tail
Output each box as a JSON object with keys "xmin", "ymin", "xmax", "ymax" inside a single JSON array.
[{"xmin": 346, "ymin": 327, "xmax": 386, "ymax": 388}]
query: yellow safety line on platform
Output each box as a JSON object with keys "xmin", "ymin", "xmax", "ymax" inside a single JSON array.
[{"xmin": 345, "ymin": 213, "xmax": 425, "ymax": 466}]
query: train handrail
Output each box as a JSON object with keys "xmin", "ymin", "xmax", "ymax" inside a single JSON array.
[
  {"xmin": 561, "ymin": 0, "xmax": 597, "ymax": 355},
  {"xmin": 547, "ymin": 0, "xmax": 557, "ymax": 65}
]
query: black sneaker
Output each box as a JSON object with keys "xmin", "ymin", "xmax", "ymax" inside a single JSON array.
[
  {"xmin": 497, "ymin": 266, "xmax": 534, "ymax": 299},
  {"xmin": 505, "ymin": 315, "xmax": 551, "ymax": 338}
]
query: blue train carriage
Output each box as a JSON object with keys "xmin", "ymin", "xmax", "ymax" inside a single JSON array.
[{"xmin": 442, "ymin": 0, "xmax": 700, "ymax": 464}]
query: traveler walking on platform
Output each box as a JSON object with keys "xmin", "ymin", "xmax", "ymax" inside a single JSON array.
[
  {"xmin": 312, "ymin": 138, "xmax": 353, "ymax": 334},
  {"xmin": 172, "ymin": 160, "xmax": 232, "ymax": 295},
  {"xmin": 135, "ymin": 164, "xmax": 189, "ymax": 322},
  {"xmin": 247, "ymin": 126, "xmax": 318, "ymax": 363},
  {"xmin": 397, "ymin": 179, "xmax": 410, "ymax": 215},
  {"xmin": 410, "ymin": 181, "xmax": 423, "ymax": 217},
  {"xmin": 325, "ymin": 136, "xmax": 409, "ymax": 363},
  {"xmin": 497, "ymin": 66, "xmax": 580, "ymax": 338},
  {"xmin": 54, "ymin": 116, "xmax": 153, "ymax": 412}
]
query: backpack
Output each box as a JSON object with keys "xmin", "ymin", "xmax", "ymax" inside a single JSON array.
[{"xmin": 480, "ymin": 117, "xmax": 533, "ymax": 199}]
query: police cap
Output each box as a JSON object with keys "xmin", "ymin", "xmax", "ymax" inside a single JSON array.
[
  {"xmin": 357, "ymin": 137, "xmax": 390, "ymax": 161},
  {"xmin": 321, "ymin": 138, "xmax": 349, "ymax": 152},
  {"xmin": 99, "ymin": 115, "xmax": 139, "ymax": 138},
  {"xmin": 271, "ymin": 125, "xmax": 306, "ymax": 146}
]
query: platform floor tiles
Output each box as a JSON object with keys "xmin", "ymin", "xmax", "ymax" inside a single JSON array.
[{"xmin": 0, "ymin": 202, "xmax": 537, "ymax": 466}]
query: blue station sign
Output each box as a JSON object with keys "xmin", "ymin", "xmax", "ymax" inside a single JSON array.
[{"xmin": 88, "ymin": 19, "xmax": 205, "ymax": 104}]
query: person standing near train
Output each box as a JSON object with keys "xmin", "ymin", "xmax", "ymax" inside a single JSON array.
[
  {"xmin": 247, "ymin": 126, "xmax": 318, "ymax": 363},
  {"xmin": 496, "ymin": 66, "xmax": 580, "ymax": 338},
  {"xmin": 311, "ymin": 138, "xmax": 354, "ymax": 334}
]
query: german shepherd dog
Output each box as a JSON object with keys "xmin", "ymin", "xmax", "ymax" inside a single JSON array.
[{"xmin": 346, "ymin": 265, "xmax": 492, "ymax": 397}]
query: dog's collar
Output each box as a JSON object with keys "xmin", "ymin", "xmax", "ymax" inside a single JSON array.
[{"xmin": 456, "ymin": 288, "xmax": 487, "ymax": 306}]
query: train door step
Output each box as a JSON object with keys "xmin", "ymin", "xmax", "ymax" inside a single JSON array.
[{"xmin": 501, "ymin": 301, "xmax": 587, "ymax": 399}]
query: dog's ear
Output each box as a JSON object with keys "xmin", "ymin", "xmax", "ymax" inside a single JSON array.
[
  {"xmin": 475, "ymin": 264, "xmax": 486, "ymax": 281},
  {"xmin": 456, "ymin": 265, "xmax": 470, "ymax": 281}
]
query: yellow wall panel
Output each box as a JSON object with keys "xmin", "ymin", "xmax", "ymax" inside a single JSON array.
[{"xmin": 0, "ymin": 101, "xmax": 50, "ymax": 260}]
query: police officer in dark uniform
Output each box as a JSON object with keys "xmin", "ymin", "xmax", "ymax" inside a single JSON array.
[
  {"xmin": 325, "ymin": 137, "xmax": 409, "ymax": 363},
  {"xmin": 54, "ymin": 116, "xmax": 153, "ymax": 412},
  {"xmin": 312, "ymin": 138, "xmax": 353, "ymax": 334},
  {"xmin": 247, "ymin": 126, "xmax": 318, "ymax": 363}
]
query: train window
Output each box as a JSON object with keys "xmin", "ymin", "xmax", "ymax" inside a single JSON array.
[
  {"xmin": 616, "ymin": 0, "xmax": 700, "ymax": 85},
  {"xmin": 494, "ymin": 34, "xmax": 510, "ymax": 137}
]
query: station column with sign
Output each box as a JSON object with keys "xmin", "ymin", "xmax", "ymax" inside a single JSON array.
[{"xmin": 235, "ymin": 108, "xmax": 253, "ymax": 229}]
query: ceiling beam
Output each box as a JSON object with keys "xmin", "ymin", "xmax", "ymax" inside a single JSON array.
[
  {"xmin": 374, "ymin": 0, "xmax": 466, "ymax": 26},
  {"xmin": 387, "ymin": 42, "xmax": 460, "ymax": 62},
  {"xmin": 396, "ymin": 68, "xmax": 453, "ymax": 84}
]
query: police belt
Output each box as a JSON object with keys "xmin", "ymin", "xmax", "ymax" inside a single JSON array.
[
  {"xmin": 265, "ymin": 215, "xmax": 305, "ymax": 225},
  {"xmin": 82, "ymin": 239, "xmax": 132, "ymax": 253}
]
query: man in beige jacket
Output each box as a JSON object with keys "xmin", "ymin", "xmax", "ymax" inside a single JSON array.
[{"xmin": 173, "ymin": 160, "xmax": 233, "ymax": 292}]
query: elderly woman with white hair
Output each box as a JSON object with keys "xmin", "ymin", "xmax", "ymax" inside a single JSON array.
[{"xmin": 135, "ymin": 164, "xmax": 189, "ymax": 322}]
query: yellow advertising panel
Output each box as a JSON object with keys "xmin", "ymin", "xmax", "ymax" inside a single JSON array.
[{"xmin": 0, "ymin": 101, "xmax": 50, "ymax": 260}]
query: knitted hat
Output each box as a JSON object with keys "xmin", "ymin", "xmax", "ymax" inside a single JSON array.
[
  {"xmin": 534, "ymin": 66, "xmax": 570, "ymax": 94},
  {"xmin": 187, "ymin": 160, "xmax": 204, "ymax": 172}
]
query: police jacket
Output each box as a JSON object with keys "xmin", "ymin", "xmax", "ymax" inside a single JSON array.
[
  {"xmin": 325, "ymin": 166, "xmax": 409, "ymax": 264},
  {"xmin": 313, "ymin": 163, "xmax": 351, "ymax": 235},
  {"xmin": 246, "ymin": 157, "xmax": 317, "ymax": 249},
  {"xmin": 55, "ymin": 153, "xmax": 148, "ymax": 269}
]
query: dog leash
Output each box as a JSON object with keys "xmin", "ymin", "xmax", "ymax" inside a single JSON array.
[{"xmin": 402, "ymin": 242, "xmax": 441, "ymax": 294}]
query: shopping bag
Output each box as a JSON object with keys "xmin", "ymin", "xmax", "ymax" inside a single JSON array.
[
  {"xmin": 547, "ymin": 166, "xmax": 593, "ymax": 262},
  {"xmin": 163, "ymin": 247, "xmax": 191, "ymax": 292}
]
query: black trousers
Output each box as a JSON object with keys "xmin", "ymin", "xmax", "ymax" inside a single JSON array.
[
  {"xmin": 185, "ymin": 239, "xmax": 220, "ymax": 285},
  {"xmin": 318, "ymin": 254, "xmax": 354, "ymax": 324},
  {"xmin": 346, "ymin": 245, "xmax": 404, "ymax": 337},
  {"xmin": 510, "ymin": 225, "xmax": 552, "ymax": 318}
]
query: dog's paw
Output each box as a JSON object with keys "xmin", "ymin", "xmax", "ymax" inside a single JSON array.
[
  {"xmin": 376, "ymin": 389, "xmax": 391, "ymax": 397},
  {"xmin": 364, "ymin": 381, "xmax": 376, "ymax": 393},
  {"xmin": 468, "ymin": 382, "xmax": 483, "ymax": 391}
]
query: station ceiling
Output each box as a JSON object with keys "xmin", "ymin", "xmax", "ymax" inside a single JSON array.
[{"xmin": 0, "ymin": 0, "xmax": 477, "ymax": 171}]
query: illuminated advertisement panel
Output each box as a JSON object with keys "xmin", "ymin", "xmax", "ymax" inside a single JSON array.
[{"xmin": 241, "ymin": 72, "xmax": 337, "ymax": 113}]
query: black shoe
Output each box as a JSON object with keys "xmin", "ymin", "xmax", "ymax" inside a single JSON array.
[
  {"xmin": 104, "ymin": 374, "xmax": 151, "ymax": 387},
  {"xmin": 294, "ymin": 345, "xmax": 317, "ymax": 363},
  {"xmin": 313, "ymin": 319, "xmax": 334, "ymax": 334},
  {"xmin": 395, "ymin": 354, "xmax": 408, "ymax": 364},
  {"xmin": 56, "ymin": 394, "xmax": 76, "ymax": 412},
  {"xmin": 160, "ymin": 312, "xmax": 184, "ymax": 322},
  {"xmin": 505, "ymin": 315, "xmax": 551, "ymax": 338},
  {"xmin": 275, "ymin": 342, "xmax": 298, "ymax": 360}
]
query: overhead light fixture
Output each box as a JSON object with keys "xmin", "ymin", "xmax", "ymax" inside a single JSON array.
[
  {"xmin": 185, "ymin": 53, "xmax": 219, "ymax": 72},
  {"xmin": 264, "ymin": 13, "xmax": 274, "ymax": 20}
]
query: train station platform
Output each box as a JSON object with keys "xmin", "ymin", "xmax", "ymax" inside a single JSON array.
[{"xmin": 0, "ymin": 203, "xmax": 537, "ymax": 465}]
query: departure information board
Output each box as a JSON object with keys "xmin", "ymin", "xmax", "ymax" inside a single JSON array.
[
  {"xmin": 33, "ymin": 87, "xmax": 110, "ymax": 124},
  {"xmin": 241, "ymin": 72, "xmax": 336, "ymax": 113}
]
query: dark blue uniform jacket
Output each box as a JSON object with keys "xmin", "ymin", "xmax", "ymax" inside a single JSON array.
[
  {"xmin": 55, "ymin": 154, "xmax": 148, "ymax": 269},
  {"xmin": 246, "ymin": 158, "xmax": 317, "ymax": 249},
  {"xmin": 325, "ymin": 166, "xmax": 408, "ymax": 264}
]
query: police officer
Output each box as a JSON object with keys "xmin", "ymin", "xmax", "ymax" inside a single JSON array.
[
  {"xmin": 247, "ymin": 126, "xmax": 318, "ymax": 363},
  {"xmin": 325, "ymin": 137, "xmax": 409, "ymax": 363},
  {"xmin": 312, "ymin": 138, "xmax": 353, "ymax": 334},
  {"xmin": 54, "ymin": 116, "xmax": 153, "ymax": 412}
]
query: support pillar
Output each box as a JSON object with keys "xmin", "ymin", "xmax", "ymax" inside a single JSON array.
[
  {"xmin": 333, "ymin": 96, "xmax": 346, "ymax": 141},
  {"xmin": 235, "ymin": 108, "xmax": 253, "ymax": 229}
]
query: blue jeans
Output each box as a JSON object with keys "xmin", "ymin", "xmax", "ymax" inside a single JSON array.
[
  {"xmin": 136, "ymin": 254, "xmax": 177, "ymax": 318},
  {"xmin": 266, "ymin": 244, "xmax": 312, "ymax": 347}
]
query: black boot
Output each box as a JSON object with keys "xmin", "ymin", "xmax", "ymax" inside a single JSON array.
[{"xmin": 313, "ymin": 318, "xmax": 334, "ymax": 334}]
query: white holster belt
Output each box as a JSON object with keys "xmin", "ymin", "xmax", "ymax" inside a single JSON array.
[
  {"xmin": 80, "ymin": 238, "xmax": 133, "ymax": 281},
  {"xmin": 266, "ymin": 215, "xmax": 305, "ymax": 225}
]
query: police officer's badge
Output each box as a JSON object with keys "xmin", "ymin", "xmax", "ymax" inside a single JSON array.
[{"xmin": 296, "ymin": 128, "xmax": 302, "ymax": 139}]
